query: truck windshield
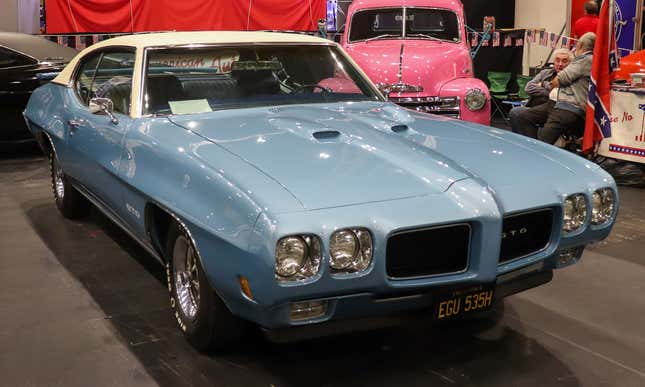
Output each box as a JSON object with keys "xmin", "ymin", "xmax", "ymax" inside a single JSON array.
[
  {"xmin": 143, "ymin": 45, "xmax": 382, "ymax": 116},
  {"xmin": 349, "ymin": 8, "xmax": 460, "ymax": 43}
]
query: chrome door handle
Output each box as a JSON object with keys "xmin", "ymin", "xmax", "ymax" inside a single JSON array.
[
  {"xmin": 67, "ymin": 119, "xmax": 83, "ymax": 135},
  {"xmin": 68, "ymin": 119, "xmax": 82, "ymax": 127}
]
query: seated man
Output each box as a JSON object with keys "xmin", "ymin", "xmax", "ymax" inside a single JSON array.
[
  {"xmin": 509, "ymin": 48, "xmax": 573, "ymax": 137},
  {"xmin": 539, "ymin": 32, "xmax": 595, "ymax": 144}
]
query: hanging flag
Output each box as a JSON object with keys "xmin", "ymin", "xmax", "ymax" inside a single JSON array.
[
  {"xmin": 583, "ymin": 0, "xmax": 618, "ymax": 152},
  {"xmin": 526, "ymin": 29, "xmax": 533, "ymax": 43},
  {"xmin": 492, "ymin": 32, "xmax": 500, "ymax": 47},
  {"xmin": 470, "ymin": 32, "xmax": 479, "ymax": 46},
  {"xmin": 539, "ymin": 30, "xmax": 548, "ymax": 46},
  {"xmin": 515, "ymin": 38, "xmax": 524, "ymax": 47},
  {"xmin": 75, "ymin": 36, "xmax": 86, "ymax": 50},
  {"xmin": 504, "ymin": 34, "xmax": 512, "ymax": 47},
  {"xmin": 550, "ymin": 33, "xmax": 559, "ymax": 48},
  {"xmin": 561, "ymin": 36, "xmax": 569, "ymax": 48}
]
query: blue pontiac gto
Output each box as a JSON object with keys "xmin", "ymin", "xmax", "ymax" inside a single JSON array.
[{"xmin": 24, "ymin": 32, "xmax": 618, "ymax": 351}]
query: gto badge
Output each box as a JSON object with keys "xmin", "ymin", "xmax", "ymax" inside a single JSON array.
[{"xmin": 502, "ymin": 227, "xmax": 528, "ymax": 239}]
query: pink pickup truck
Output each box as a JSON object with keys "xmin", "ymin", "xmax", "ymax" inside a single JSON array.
[{"xmin": 342, "ymin": 0, "xmax": 490, "ymax": 125}]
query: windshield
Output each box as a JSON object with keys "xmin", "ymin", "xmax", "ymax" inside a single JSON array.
[
  {"xmin": 349, "ymin": 8, "xmax": 460, "ymax": 43},
  {"xmin": 143, "ymin": 45, "xmax": 381, "ymax": 115}
]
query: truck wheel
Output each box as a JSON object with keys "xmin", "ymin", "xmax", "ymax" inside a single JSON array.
[
  {"xmin": 50, "ymin": 151, "xmax": 89, "ymax": 218},
  {"xmin": 165, "ymin": 221, "xmax": 242, "ymax": 351}
]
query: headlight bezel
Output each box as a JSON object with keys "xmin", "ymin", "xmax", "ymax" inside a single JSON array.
[
  {"xmin": 275, "ymin": 234, "xmax": 322, "ymax": 282},
  {"xmin": 330, "ymin": 228, "xmax": 374, "ymax": 275},
  {"xmin": 464, "ymin": 88, "xmax": 487, "ymax": 111},
  {"xmin": 562, "ymin": 193, "xmax": 588, "ymax": 234},
  {"xmin": 591, "ymin": 187, "xmax": 616, "ymax": 226}
]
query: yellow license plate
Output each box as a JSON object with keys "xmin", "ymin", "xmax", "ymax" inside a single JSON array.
[{"xmin": 435, "ymin": 285, "xmax": 495, "ymax": 320}]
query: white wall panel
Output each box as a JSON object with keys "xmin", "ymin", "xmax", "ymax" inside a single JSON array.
[
  {"xmin": 0, "ymin": 0, "xmax": 39, "ymax": 34},
  {"xmin": 515, "ymin": 0, "xmax": 570, "ymax": 74}
]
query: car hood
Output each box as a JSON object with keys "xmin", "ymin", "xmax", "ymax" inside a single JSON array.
[
  {"xmin": 344, "ymin": 40, "xmax": 472, "ymax": 96},
  {"xmin": 169, "ymin": 102, "xmax": 581, "ymax": 211}
]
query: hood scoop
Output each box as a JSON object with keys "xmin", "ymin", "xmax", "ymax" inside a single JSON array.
[
  {"xmin": 312, "ymin": 130, "xmax": 341, "ymax": 140},
  {"xmin": 391, "ymin": 124, "xmax": 409, "ymax": 133}
]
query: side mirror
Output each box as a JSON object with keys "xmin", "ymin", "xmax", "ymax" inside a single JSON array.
[
  {"xmin": 89, "ymin": 97, "xmax": 113, "ymax": 114},
  {"xmin": 89, "ymin": 97, "xmax": 118, "ymax": 124}
]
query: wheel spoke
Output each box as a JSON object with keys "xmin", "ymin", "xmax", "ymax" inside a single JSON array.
[{"xmin": 173, "ymin": 235, "xmax": 201, "ymax": 319}]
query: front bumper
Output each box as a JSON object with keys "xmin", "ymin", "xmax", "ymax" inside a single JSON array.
[{"xmin": 264, "ymin": 260, "xmax": 555, "ymax": 342}]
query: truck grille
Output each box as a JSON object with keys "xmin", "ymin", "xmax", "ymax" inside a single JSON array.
[
  {"xmin": 389, "ymin": 96, "xmax": 460, "ymax": 118},
  {"xmin": 386, "ymin": 224, "xmax": 470, "ymax": 279},
  {"xmin": 500, "ymin": 208, "xmax": 554, "ymax": 263}
]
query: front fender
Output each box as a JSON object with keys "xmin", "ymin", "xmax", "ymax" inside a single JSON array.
[{"xmin": 440, "ymin": 78, "xmax": 491, "ymax": 125}]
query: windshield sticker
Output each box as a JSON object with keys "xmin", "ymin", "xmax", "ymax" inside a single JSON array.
[
  {"xmin": 150, "ymin": 51, "xmax": 240, "ymax": 73},
  {"xmin": 168, "ymin": 99, "xmax": 212, "ymax": 115}
]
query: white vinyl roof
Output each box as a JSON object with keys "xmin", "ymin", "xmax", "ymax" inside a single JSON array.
[{"xmin": 92, "ymin": 31, "xmax": 330, "ymax": 48}]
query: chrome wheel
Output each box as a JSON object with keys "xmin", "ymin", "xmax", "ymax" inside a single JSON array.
[
  {"xmin": 53, "ymin": 158, "xmax": 65, "ymax": 200},
  {"xmin": 172, "ymin": 235, "xmax": 200, "ymax": 319}
]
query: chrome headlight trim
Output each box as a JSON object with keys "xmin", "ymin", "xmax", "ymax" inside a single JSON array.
[
  {"xmin": 464, "ymin": 88, "xmax": 487, "ymax": 111},
  {"xmin": 591, "ymin": 188, "xmax": 615, "ymax": 225},
  {"xmin": 275, "ymin": 234, "xmax": 322, "ymax": 282},
  {"xmin": 562, "ymin": 194, "xmax": 588, "ymax": 233},
  {"xmin": 330, "ymin": 228, "xmax": 373, "ymax": 274}
]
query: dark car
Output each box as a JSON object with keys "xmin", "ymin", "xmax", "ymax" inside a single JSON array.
[{"xmin": 1, "ymin": 32, "xmax": 77, "ymax": 143}]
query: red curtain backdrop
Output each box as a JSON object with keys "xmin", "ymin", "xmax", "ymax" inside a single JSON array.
[{"xmin": 45, "ymin": 0, "xmax": 325, "ymax": 33}]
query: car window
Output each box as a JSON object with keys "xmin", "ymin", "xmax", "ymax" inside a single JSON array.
[
  {"xmin": 349, "ymin": 8, "xmax": 460, "ymax": 43},
  {"xmin": 92, "ymin": 52, "xmax": 135, "ymax": 114},
  {"xmin": 405, "ymin": 8, "xmax": 460, "ymax": 42},
  {"xmin": 144, "ymin": 45, "xmax": 381, "ymax": 115},
  {"xmin": 75, "ymin": 53, "xmax": 101, "ymax": 104},
  {"xmin": 75, "ymin": 50, "xmax": 135, "ymax": 114},
  {"xmin": 0, "ymin": 47, "xmax": 36, "ymax": 68}
]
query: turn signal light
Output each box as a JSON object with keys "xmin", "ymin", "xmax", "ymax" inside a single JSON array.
[{"xmin": 238, "ymin": 276, "xmax": 254, "ymax": 301}]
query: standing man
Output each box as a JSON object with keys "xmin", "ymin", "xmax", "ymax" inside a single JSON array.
[
  {"xmin": 509, "ymin": 49, "xmax": 573, "ymax": 137},
  {"xmin": 574, "ymin": 1, "xmax": 600, "ymax": 39}
]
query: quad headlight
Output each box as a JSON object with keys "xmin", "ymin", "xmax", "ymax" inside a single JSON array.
[
  {"xmin": 464, "ymin": 88, "xmax": 487, "ymax": 111},
  {"xmin": 275, "ymin": 235, "xmax": 322, "ymax": 282},
  {"xmin": 330, "ymin": 228, "xmax": 373, "ymax": 274},
  {"xmin": 563, "ymin": 194, "xmax": 588, "ymax": 233},
  {"xmin": 591, "ymin": 188, "xmax": 615, "ymax": 225}
]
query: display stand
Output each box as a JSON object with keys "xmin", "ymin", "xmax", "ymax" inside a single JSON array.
[{"xmin": 597, "ymin": 86, "xmax": 645, "ymax": 164}]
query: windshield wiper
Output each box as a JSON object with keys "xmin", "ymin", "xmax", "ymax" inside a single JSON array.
[
  {"xmin": 364, "ymin": 34, "xmax": 400, "ymax": 43},
  {"xmin": 406, "ymin": 33, "xmax": 445, "ymax": 43}
]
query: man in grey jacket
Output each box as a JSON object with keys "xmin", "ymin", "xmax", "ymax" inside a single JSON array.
[
  {"xmin": 540, "ymin": 32, "xmax": 595, "ymax": 144},
  {"xmin": 510, "ymin": 33, "xmax": 595, "ymax": 144},
  {"xmin": 509, "ymin": 48, "xmax": 573, "ymax": 135}
]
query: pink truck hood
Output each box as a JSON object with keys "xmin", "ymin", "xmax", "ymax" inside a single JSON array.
[{"xmin": 344, "ymin": 40, "xmax": 473, "ymax": 96}]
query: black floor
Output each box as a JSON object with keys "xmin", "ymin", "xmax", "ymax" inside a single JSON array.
[{"xmin": 1, "ymin": 144, "xmax": 645, "ymax": 387}]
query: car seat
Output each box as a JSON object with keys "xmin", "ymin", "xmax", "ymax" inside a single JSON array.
[{"xmin": 144, "ymin": 74, "xmax": 185, "ymax": 113}]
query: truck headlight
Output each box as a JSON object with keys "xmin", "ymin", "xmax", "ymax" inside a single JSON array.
[
  {"xmin": 563, "ymin": 194, "xmax": 588, "ymax": 233},
  {"xmin": 464, "ymin": 88, "xmax": 487, "ymax": 111},
  {"xmin": 275, "ymin": 235, "xmax": 322, "ymax": 282},
  {"xmin": 330, "ymin": 228, "xmax": 373, "ymax": 273},
  {"xmin": 591, "ymin": 188, "xmax": 615, "ymax": 225}
]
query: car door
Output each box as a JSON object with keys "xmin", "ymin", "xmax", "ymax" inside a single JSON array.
[{"xmin": 65, "ymin": 48, "xmax": 136, "ymax": 216}]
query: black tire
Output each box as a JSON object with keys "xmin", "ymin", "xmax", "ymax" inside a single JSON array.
[
  {"xmin": 165, "ymin": 221, "xmax": 242, "ymax": 351},
  {"xmin": 49, "ymin": 150, "xmax": 89, "ymax": 219}
]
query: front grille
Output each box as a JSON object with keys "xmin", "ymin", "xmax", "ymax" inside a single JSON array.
[
  {"xmin": 386, "ymin": 224, "xmax": 470, "ymax": 278},
  {"xmin": 500, "ymin": 208, "xmax": 554, "ymax": 263},
  {"xmin": 389, "ymin": 96, "xmax": 460, "ymax": 118}
]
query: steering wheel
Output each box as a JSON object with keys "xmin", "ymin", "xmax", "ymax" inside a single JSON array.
[{"xmin": 293, "ymin": 84, "xmax": 332, "ymax": 94}]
